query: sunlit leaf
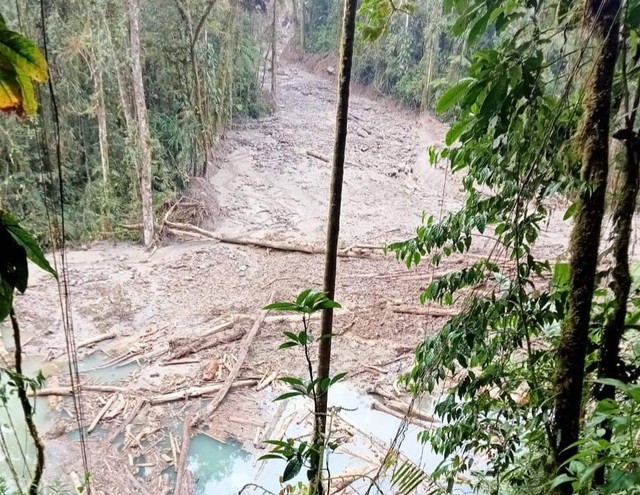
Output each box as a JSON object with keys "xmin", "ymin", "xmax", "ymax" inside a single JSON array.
[
  {"xmin": 436, "ymin": 78, "xmax": 475, "ymax": 114},
  {"xmin": 0, "ymin": 29, "xmax": 48, "ymax": 82}
]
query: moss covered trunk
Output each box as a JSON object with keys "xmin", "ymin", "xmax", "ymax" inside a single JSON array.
[{"xmin": 552, "ymin": 1, "xmax": 621, "ymax": 492}]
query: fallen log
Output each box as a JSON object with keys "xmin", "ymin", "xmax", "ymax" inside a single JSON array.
[
  {"xmin": 384, "ymin": 399, "xmax": 439, "ymax": 423},
  {"xmin": 193, "ymin": 292, "xmax": 275, "ymax": 425},
  {"xmin": 78, "ymin": 332, "xmax": 116, "ymax": 349},
  {"xmin": 306, "ymin": 149, "xmax": 330, "ymax": 162},
  {"xmin": 174, "ymin": 412, "xmax": 193, "ymax": 495},
  {"xmin": 108, "ymin": 398, "xmax": 147, "ymax": 444},
  {"xmin": 256, "ymin": 372, "xmax": 278, "ymax": 391},
  {"xmin": 229, "ymin": 416, "xmax": 265, "ymax": 428},
  {"xmin": 166, "ymin": 227, "xmax": 208, "ymax": 240},
  {"xmin": 331, "ymin": 469, "xmax": 375, "ymax": 494},
  {"xmin": 385, "ymin": 304, "xmax": 459, "ymax": 317},
  {"xmin": 149, "ymin": 379, "xmax": 257, "ymax": 405},
  {"xmin": 371, "ymin": 400, "xmax": 436, "ymax": 428},
  {"xmin": 33, "ymin": 385, "xmax": 129, "ymax": 397},
  {"xmin": 167, "ymin": 325, "xmax": 244, "ymax": 361},
  {"xmin": 164, "ymin": 221, "xmax": 380, "ymax": 259},
  {"xmin": 161, "ymin": 359, "xmax": 200, "ymax": 366},
  {"xmin": 88, "ymin": 394, "xmax": 119, "ymax": 433}
]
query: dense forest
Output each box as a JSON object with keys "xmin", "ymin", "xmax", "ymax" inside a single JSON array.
[
  {"xmin": 2, "ymin": 0, "xmax": 269, "ymax": 243},
  {"xmin": 1, "ymin": 0, "xmax": 640, "ymax": 495}
]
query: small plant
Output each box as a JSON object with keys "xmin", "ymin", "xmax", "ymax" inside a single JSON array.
[{"xmin": 259, "ymin": 290, "xmax": 345, "ymax": 493}]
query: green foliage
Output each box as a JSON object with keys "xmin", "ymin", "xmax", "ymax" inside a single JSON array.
[
  {"xmin": 261, "ymin": 290, "xmax": 344, "ymax": 491},
  {"xmin": 0, "ymin": 210, "xmax": 57, "ymax": 320},
  {"xmin": 382, "ymin": 0, "xmax": 621, "ymax": 492},
  {"xmin": 305, "ymin": 0, "xmax": 342, "ymax": 53},
  {"xmin": 0, "ymin": 0, "xmax": 267, "ymax": 242},
  {"xmin": 550, "ymin": 380, "xmax": 640, "ymax": 494}
]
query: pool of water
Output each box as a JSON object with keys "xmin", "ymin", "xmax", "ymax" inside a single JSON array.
[
  {"xmin": 183, "ymin": 382, "xmax": 446, "ymax": 495},
  {"xmin": 0, "ymin": 354, "xmax": 54, "ymax": 491},
  {"xmin": 77, "ymin": 351, "xmax": 139, "ymax": 383}
]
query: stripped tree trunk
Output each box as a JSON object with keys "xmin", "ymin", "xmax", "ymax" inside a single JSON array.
[
  {"xmin": 93, "ymin": 65, "xmax": 111, "ymax": 231},
  {"xmin": 300, "ymin": 0, "xmax": 305, "ymax": 51},
  {"xmin": 271, "ymin": 0, "xmax": 277, "ymax": 100},
  {"xmin": 310, "ymin": 0, "xmax": 358, "ymax": 493},
  {"xmin": 552, "ymin": 1, "xmax": 621, "ymax": 492},
  {"xmin": 127, "ymin": 0, "xmax": 155, "ymax": 247}
]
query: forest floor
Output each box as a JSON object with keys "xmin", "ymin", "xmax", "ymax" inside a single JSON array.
[{"xmin": 4, "ymin": 63, "xmax": 577, "ymax": 494}]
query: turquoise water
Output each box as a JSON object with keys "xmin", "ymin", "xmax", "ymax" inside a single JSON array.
[
  {"xmin": 0, "ymin": 355, "xmax": 53, "ymax": 491},
  {"xmin": 78, "ymin": 351, "xmax": 139, "ymax": 383},
  {"xmin": 183, "ymin": 382, "xmax": 445, "ymax": 494},
  {"xmin": 189, "ymin": 435, "xmax": 254, "ymax": 494}
]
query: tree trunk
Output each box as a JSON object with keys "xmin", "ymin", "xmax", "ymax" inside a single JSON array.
[
  {"xmin": 102, "ymin": 10, "xmax": 135, "ymax": 133},
  {"xmin": 310, "ymin": 0, "xmax": 358, "ymax": 493},
  {"xmin": 93, "ymin": 65, "xmax": 111, "ymax": 232},
  {"xmin": 300, "ymin": 0, "xmax": 305, "ymax": 51},
  {"xmin": 271, "ymin": 0, "xmax": 277, "ymax": 100},
  {"xmin": 189, "ymin": 0, "xmax": 218, "ymax": 176},
  {"xmin": 552, "ymin": 1, "xmax": 621, "ymax": 492},
  {"xmin": 592, "ymin": 132, "xmax": 640, "ymax": 484},
  {"xmin": 127, "ymin": 0, "xmax": 155, "ymax": 248}
]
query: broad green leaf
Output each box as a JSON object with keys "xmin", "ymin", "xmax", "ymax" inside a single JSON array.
[
  {"xmin": 315, "ymin": 299, "xmax": 341, "ymax": 310},
  {"xmin": 274, "ymin": 391, "xmax": 303, "ymax": 401},
  {"xmin": 330, "ymin": 372, "xmax": 347, "ymax": 385},
  {"xmin": 15, "ymin": 73, "xmax": 36, "ymax": 114},
  {"xmin": 480, "ymin": 77, "xmax": 508, "ymax": 118},
  {"xmin": 552, "ymin": 262, "xmax": 570, "ymax": 290},
  {"xmin": 296, "ymin": 289, "xmax": 314, "ymax": 305},
  {"xmin": 445, "ymin": 119, "xmax": 467, "ymax": 146},
  {"xmin": 278, "ymin": 342, "xmax": 298, "ymax": 349},
  {"xmin": 282, "ymin": 456, "xmax": 302, "ymax": 482},
  {"xmin": 0, "ymin": 29, "xmax": 48, "ymax": 82},
  {"xmin": 594, "ymin": 378, "xmax": 629, "ymax": 393},
  {"xmin": 279, "ymin": 377, "xmax": 304, "ymax": 386},
  {"xmin": 3, "ymin": 211, "xmax": 57, "ymax": 278},
  {"xmin": 563, "ymin": 202, "xmax": 577, "ymax": 221},
  {"xmin": 258, "ymin": 453, "xmax": 285, "ymax": 461},
  {"xmin": 467, "ymin": 10, "xmax": 491, "ymax": 46},
  {"xmin": 548, "ymin": 474, "xmax": 574, "ymax": 491},
  {"xmin": 264, "ymin": 302, "xmax": 300, "ymax": 312},
  {"xmin": 283, "ymin": 331, "xmax": 299, "ymax": 342},
  {"xmin": 436, "ymin": 78, "xmax": 475, "ymax": 114}
]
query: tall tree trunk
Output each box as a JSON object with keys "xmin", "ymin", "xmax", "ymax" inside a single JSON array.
[
  {"xmin": 93, "ymin": 65, "xmax": 111, "ymax": 232},
  {"xmin": 127, "ymin": 0, "xmax": 155, "ymax": 247},
  {"xmin": 189, "ymin": 0, "xmax": 219, "ymax": 176},
  {"xmin": 102, "ymin": 10, "xmax": 135, "ymax": 133},
  {"xmin": 271, "ymin": 0, "xmax": 277, "ymax": 100},
  {"xmin": 300, "ymin": 0, "xmax": 305, "ymax": 51},
  {"xmin": 592, "ymin": 131, "xmax": 640, "ymax": 485},
  {"xmin": 291, "ymin": 0, "xmax": 300, "ymax": 50},
  {"xmin": 311, "ymin": 0, "xmax": 357, "ymax": 493},
  {"xmin": 552, "ymin": 1, "xmax": 621, "ymax": 492}
]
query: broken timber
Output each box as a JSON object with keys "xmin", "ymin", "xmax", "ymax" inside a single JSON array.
[{"xmin": 192, "ymin": 292, "xmax": 275, "ymax": 426}]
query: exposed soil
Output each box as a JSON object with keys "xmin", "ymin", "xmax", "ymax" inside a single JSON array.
[{"xmin": 3, "ymin": 62, "xmax": 574, "ymax": 494}]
